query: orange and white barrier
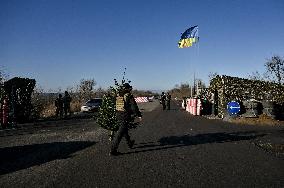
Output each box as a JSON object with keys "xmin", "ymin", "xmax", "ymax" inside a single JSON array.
[{"xmin": 135, "ymin": 97, "xmax": 149, "ymax": 103}]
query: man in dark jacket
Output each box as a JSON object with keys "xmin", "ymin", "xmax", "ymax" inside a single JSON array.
[
  {"xmin": 55, "ymin": 94, "xmax": 63, "ymax": 118},
  {"xmin": 160, "ymin": 92, "xmax": 166, "ymax": 110},
  {"xmin": 63, "ymin": 91, "xmax": 72, "ymax": 117},
  {"xmin": 110, "ymin": 83, "xmax": 142, "ymax": 156},
  {"xmin": 166, "ymin": 92, "xmax": 171, "ymax": 110}
]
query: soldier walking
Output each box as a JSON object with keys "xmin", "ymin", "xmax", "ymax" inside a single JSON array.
[
  {"xmin": 55, "ymin": 94, "xmax": 63, "ymax": 118},
  {"xmin": 110, "ymin": 83, "xmax": 142, "ymax": 156},
  {"xmin": 160, "ymin": 92, "xmax": 166, "ymax": 110},
  {"xmin": 63, "ymin": 91, "xmax": 72, "ymax": 117},
  {"xmin": 166, "ymin": 92, "xmax": 171, "ymax": 110}
]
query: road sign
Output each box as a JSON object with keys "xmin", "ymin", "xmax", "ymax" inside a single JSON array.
[{"xmin": 227, "ymin": 101, "xmax": 240, "ymax": 115}]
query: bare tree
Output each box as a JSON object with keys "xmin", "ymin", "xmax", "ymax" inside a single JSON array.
[
  {"xmin": 248, "ymin": 71, "xmax": 265, "ymax": 81},
  {"xmin": 208, "ymin": 72, "xmax": 218, "ymax": 82},
  {"xmin": 169, "ymin": 82, "xmax": 192, "ymax": 99},
  {"xmin": 265, "ymin": 55, "xmax": 284, "ymax": 84},
  {"xmin": 78, "ymin": 78, "xmax": 97, "ymax": 100},
  {"xmin": 95, "ymin": 87, "xmax": 106, "ymax": 98}
]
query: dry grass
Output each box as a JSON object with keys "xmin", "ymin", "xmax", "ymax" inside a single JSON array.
[
  {"xmin": 230, "ymin": 114, "xmax": 284, "ymax": 126},
  {"xmin": 40, "ymin": 104, "xmax": 56, "ymax": 118},
  {"xmin": 254, "ymin": 141, "xmax": 284, "ymax": 156},
  {"xmin": 70, "ymin": 101, "xmax": 82, "ymax": 113},
  {"xmin": 39, "ymin": 101, "xmax": 83, "ymax": 118}
]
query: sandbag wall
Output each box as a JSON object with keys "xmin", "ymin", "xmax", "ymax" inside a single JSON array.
[{"xmin": 209, "ymin": 75, "xmax": 284, "ymax": 118}]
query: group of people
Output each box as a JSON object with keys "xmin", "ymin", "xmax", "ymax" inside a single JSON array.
[
  {"xmin": 160, "ymin": 92, "xmax": 171, "ymax": 110},
  {"xmin": 55, "ymin": 91, "xmax": 72, "ymax": 118},
  {"xmin": 53, "ymin": 86, "xmax": 170, "ymax": 156}
]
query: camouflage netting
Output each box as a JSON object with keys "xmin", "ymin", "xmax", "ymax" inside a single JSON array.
[
  {"xmin": 4, "ymin": 77, "xmax": 36, "ymax": 123},
  {"xmin": 209, "ymin": 75, "xmax": 284, "ymax": 117}
]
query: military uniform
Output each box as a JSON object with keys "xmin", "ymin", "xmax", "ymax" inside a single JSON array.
[
  {"xmin": 160, "ymin": 92, "xmax": 166, "ymax": 110},
  {"xmin": 166, "ymin": 93, "xmax": 171, "ymax": 110},
  {"xmin": 63, "ymin": 91, "xmax": 72, "ymax": 117},
  {"xmin": 55, "ymin": 94, "xmax": 63, "ymax": 118},
  {"xmin": 110, "ymin": 83, "xmax": 142, "ymax": 156}
]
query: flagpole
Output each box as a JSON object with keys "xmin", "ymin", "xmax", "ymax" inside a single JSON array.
[
  {"xmin": 179, "ymin": 25, "xmax": 199, "ymax": 99},
  {"xmin": 193, "ymin": 72, "xmax": 195, "ymax": 97}
]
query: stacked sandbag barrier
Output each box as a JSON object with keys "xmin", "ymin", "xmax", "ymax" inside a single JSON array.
[
  {"xmin": 262, "ymin": 100, "xmax": 277, "ymax": 119},
  {"xmin": 209, "ymin": 75, "xmax": 284, "ymax": 118}
]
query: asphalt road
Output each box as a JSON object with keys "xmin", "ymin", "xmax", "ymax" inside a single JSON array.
[{"xmin": 0, "ymin": 100, "xmax": 283, "ymax": 187}]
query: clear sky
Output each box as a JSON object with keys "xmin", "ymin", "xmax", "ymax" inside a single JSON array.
[{"xmin": 1, "ymin": 0, "xmax": 284, "ymax": 92}]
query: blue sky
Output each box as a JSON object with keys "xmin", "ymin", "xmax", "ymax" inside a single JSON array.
[{"xmin": 1, "ymin": 0, "xmax": 284, "ymax": 92}]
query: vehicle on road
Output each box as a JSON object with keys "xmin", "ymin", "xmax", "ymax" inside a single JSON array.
[
  {"xmin": 148, "ymin": 96, "xmax": 154, "ymax": 102},
  {"xmin": 81, "ymin": 98, "xmax": 103, "ymax": 112}
]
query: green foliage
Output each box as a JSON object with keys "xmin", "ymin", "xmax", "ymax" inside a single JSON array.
[
  {"xmin": 97, "ymin": 68, "xmax": 130, "ymax": 131},
  {"xmin": 97, "ymin": 93, "xmax": 119, "ymax": 131}
]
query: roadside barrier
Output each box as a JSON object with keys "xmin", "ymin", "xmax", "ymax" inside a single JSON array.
[
  {"xmin": 182, "ymin": 100, "xmax": 186, "ymax": 109},
  {"xmin": 186, "ymin": 99, "xmax": 190, "ymax": 112},
  {"xmin": 135, "ymin": 97, "xmax": 149, "ymax": 103},
  {"xmin": 197, "ymin": 99, "xmax": 202, "ymax": 116},
  {"xmin": 186, "ymin": 98, "xmax": 202, "ymax": 116}
]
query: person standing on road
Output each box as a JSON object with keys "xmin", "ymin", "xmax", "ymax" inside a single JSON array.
[
  {"xmin": 166, "ymin": 92, "xmax": 171, "ymax": 110},
  {"xmin": 110, "ymin": 83, "xmax": 142, "ymax": 156},
  {"xmin": 63, "ymin": 91, "xmax": 72, "ymax": 117},
  {"xmin": 160, "ymin": 92, "xmax": 166, "ymax": 110},
  {"xmin": 55, "ymin": 94, "xmax": 63, "ymax": 119}
]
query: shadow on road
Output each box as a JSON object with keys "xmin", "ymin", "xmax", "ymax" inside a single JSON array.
[
  {"xmin": 0, "ymin": 141, "xmax": 96, "ymax": 175},
  {"xmin": 123, "ymin": 131, "xmax": 265, "ymax": 155}
]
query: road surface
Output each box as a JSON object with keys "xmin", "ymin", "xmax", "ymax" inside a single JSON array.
[{"xmin": 0, "ymin": 100, "xmax": 283, "ymax": 187}]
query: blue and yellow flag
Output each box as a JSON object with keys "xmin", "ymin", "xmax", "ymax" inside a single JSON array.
[{"xmin": 178, "ymin": 25, "xmax": 199, "ymax": 48}]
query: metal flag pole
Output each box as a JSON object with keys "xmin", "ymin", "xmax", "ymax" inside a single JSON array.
[{"xmin": 193, "ymin": 72, "xmax": 196, "ymax": 97}]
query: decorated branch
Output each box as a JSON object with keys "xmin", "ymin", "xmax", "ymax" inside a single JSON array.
[{"xmin": 97, "ymin": 68, "xmax": 132, "ymax": 132}]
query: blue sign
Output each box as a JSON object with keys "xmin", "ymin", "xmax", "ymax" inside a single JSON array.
[{"xmin": 227, "ymin": 101, "xmax": 240, "ymax": 115}]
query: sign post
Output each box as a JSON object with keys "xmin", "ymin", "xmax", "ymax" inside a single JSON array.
[{"xmin": 227, "ymin": 101, "xmax": 240, "ymax": 116}]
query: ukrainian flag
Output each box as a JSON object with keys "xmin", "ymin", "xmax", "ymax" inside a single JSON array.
[{"xmin": 178, "ymin": 25, "xmax": 199, "ymax": 48}]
